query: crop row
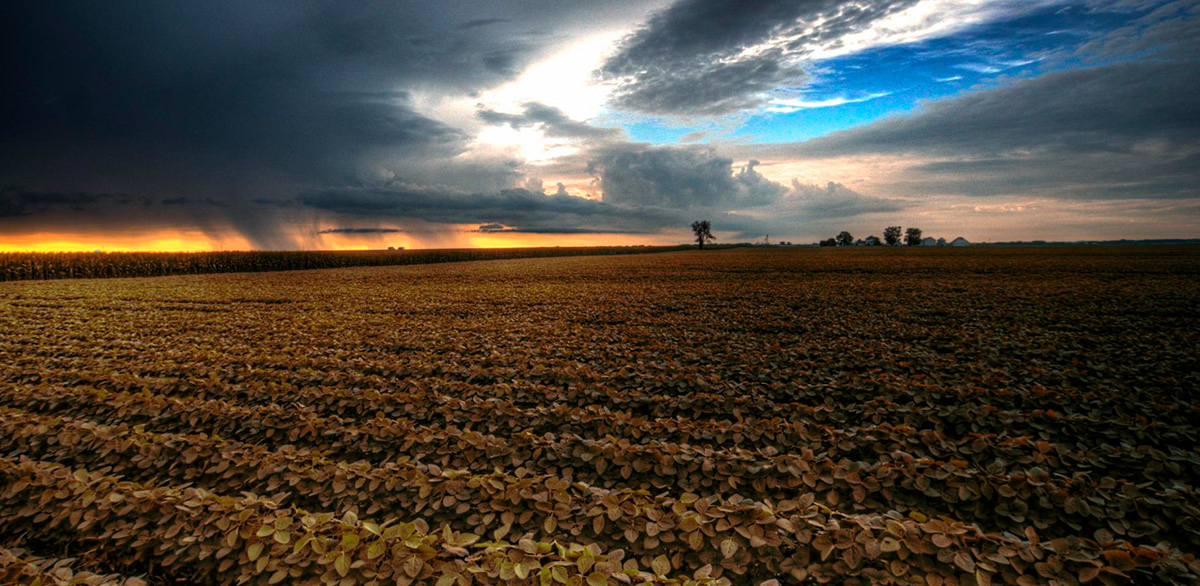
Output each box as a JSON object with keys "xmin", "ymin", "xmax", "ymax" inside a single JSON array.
[
  {"xmin": 2, "ymin": 388, "xmax": 1197, "ymax": 549},
  {"xmin": 5, "ymin": 457, "xmax": 1198, "ymax": 585},
  {"xmin": 0, "ymin": 456, "xmax": 741, "ymax": 586},
  {"xmin": 0, "ymin": 407, "xmax": 814, "ymax": 567},
  {"xmin": 5, "ymin": 367, "xmax": 1198, "ymax": 492},
  {"xmin": 6, "ymin": 360, "xmax": 1195, "ymax": 464},
  {"xmin": 2, "ymin": 382, "xmax": 1194, "ymax": 496}
]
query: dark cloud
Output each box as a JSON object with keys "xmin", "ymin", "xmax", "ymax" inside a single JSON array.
[
  {"xmin": 1079, "ymin": 0, "xmax": 1200, "ymax": 60},
  {"xmin": 0, "ymin": 188, "xmax": 136, "ymax": 218},
  {"xmin": 607, "ymin": 51, "xmax": 807, "ymax": 116},
  {"xmin": 587, "ymin": 146, "xmax": 787, "ymax": 208},
  {"xmin": 763, "ymin": 61, "xmax": 1200, "ymax": 200},
  {"xmin": 297, "ymin": 184, "xmax": 681, "ymax": 234},
  {"xmin": 477, "ymin": 103, "xmax": 622, "ymax": 139},
  {"xmin": 317, "ymin": 227, "xmax": 406, "ymax": 234},
  {"xmin": 459, "ymin": 18, "xmax": 511, "ymax": 30},
  {"xmin": 253, "ymin": 198, "xmax": 295, "ymax": 207},
  {"xmin": 597, "ymin": 0, "xmax": 921, "ymax": 115},
  {"xmin": 472, "ymin": 223, "xmax": 637, "ymax": 234}
]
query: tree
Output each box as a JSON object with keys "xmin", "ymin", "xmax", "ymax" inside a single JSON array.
[
  {"xmin": 836, "ymin": 231, "xmax": 854, "ymax": 246},
  {"xmin": 905, "ymin": 227, "xmax": 923, "ymax": 246},
  {"xmin": 883, "ymin": 226, "xmax": 902, "ymax": 246},
  {"xmin": 819, "ymin": 238, "xmax": 837, "ymax": 247},
  {"xmin": 691, "ymin": 220, "xmax": 715, "ymax": 249}
]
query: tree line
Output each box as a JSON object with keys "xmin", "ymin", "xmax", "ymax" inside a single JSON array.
[
  {"xmin": 819, "ymin": 226, "xmax": 923, "ymax": 247},
  {"xmin": 690, "ymin": 221, "xmax": 937, "ymax": 249}
]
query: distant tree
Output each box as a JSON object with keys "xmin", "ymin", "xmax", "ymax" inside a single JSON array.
[
  {"xmin": 836, "ymin": 231, "xmax": 854, "ymax": 246},
  {"xmin": 691, "ymin": 220, "xmax": 715, "ymax": 249},
  {"xmin": 819, "ymin": 238, "xmax": 837, "ymax": 247},
  {"xmin": 866, "ymin": 235, "xmax": 882, "ymax": 246},
  {"xmin": 883, "ymin": 226, "xmax": 902, "ymax": 246},
  {"xmin": 905, "ymin": 227, "xmax": 923, "ymax": 246}
]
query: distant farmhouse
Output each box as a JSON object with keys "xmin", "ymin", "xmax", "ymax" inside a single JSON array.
[{"xmin": 913, "ymin": 236, "xmax": 970, "ymax": 246}]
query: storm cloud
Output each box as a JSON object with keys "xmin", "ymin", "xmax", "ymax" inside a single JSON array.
[
  {"xmin": 0, "ymin": 188, "xmax": 141, "ymax": 219},
  {"xmin": 0, "ymin": 0, "xmax": 664, "ymax": 246},
  {"xmin": 297, "ymin": 184, "xmax": 683, "ymax": 234}
]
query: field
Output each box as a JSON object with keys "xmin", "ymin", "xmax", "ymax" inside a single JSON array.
[
  {"xmin": 0, "ymin": 246, "xmax": 1198, "ymax": 586},
  {"xmin": 0, "ymin": 246, "xmax": 707, "ymax": 282}
]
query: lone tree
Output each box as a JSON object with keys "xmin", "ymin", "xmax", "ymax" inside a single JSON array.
[
  {"xmin": 836, "ymin": 231, "xmax": 854, "ymax": 246},
  {"xmin": 905, "ymin": 227, "xmax": 923, "ymax": 246},
  {"xmin": 883, "ymin": 226, "xmax": 902, "ymax": 246},
  {"xmin": 691, "ymin": 220, "xmax": 715, "ymax": 249}
]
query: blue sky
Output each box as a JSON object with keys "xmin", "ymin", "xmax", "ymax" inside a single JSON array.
[{"xmin": 622, "ymin": 2, "xmax": 1141, "ymax": 146}]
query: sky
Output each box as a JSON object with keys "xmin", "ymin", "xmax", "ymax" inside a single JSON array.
[{"xmin": 2, "ymin": 0, "xmax": 1198, "ymax": 251}]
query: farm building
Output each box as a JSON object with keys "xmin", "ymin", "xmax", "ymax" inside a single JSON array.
[
  {"xmin": 922, "ymin": 237, "xmax": 937, "ymax": 246},
  {"xmin": 950, "ymin": 237, "xmax": 970, "ymax": 246}
]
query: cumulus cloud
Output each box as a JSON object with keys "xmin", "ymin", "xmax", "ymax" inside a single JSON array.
[
  {"xmin": 587, "ymin": 146, "xmax": 787, "ymax": 209},
  {"xmin": 782, "ymin": 180, "xmax": 904, "ymax": 217}
]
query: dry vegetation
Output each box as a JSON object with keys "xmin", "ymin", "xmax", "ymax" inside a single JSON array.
[{"xmin": 0, "ymin": 246, "xmax": 1198, "ymax": 586}]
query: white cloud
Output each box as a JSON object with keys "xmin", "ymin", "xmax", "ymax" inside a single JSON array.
[
  {"xmin": 802, "ymin": 0, "xmax": 1068, "ymax": 60},
  {"xmin": 479, "ymin": 31, "xmax": 624, "ymax": 122},
  {"xmin": 768, "ymin": 91, "xmax": 891, "ymax": 112}
]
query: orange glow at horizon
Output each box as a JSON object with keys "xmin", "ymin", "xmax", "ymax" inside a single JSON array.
[
  {"xmin": 0, "ymin": 231, "xmax": 256, "ymax": 253},
  {"xmin": 464, "ymin": 231, "xmax": 671, "ymax": 249},
  {"xmin": 0, "ymin": 227, "xmax": 680, "ymax": 252}
]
